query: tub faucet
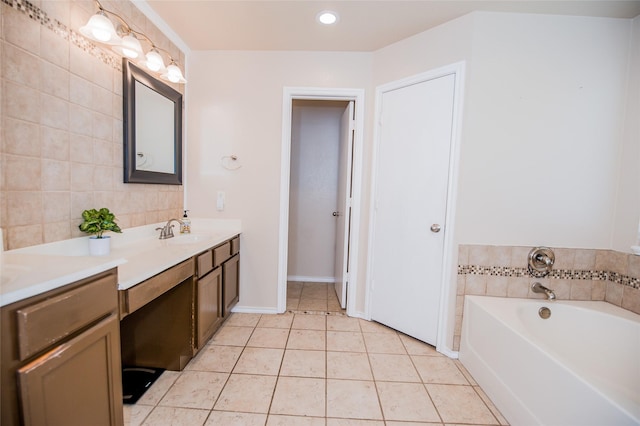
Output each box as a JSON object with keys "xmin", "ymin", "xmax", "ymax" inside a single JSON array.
[
  {"xmin": 156, "ymin": 218, "xmax": 183, "ymax": 239},
  {"xmin": 531, "ymin": 282, "xmax": 556, "ymax": 300}
]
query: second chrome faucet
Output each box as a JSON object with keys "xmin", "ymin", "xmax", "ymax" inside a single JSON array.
[{"xmin": 531, "ymin": 282, "xmax": 556, "ymax": 300}]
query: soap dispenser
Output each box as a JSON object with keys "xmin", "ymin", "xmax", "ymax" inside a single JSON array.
[{"xmin": 180, "ymin": 210, "xmax": 191, "ymax": 234}]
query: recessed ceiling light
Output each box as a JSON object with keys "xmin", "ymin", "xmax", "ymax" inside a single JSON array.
[{"xmin": 317, "ymin": 10, "xmax": 339, "ymax": 25}]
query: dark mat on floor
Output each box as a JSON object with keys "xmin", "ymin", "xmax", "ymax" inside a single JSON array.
[{"xmin": 122, "ymin": 366, "xmax": 165, "ymax": 404}]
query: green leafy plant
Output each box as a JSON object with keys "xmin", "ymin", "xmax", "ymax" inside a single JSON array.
[{"xmin": 78, "ymin": 208, "xmax": 122, "ymax": 239}]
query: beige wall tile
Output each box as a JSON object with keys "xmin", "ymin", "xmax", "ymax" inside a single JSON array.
[
  {"xmin": 40, "ymin": 93, "xmax": 69, "ymax": 129},
  {"xmin": 7, "ymin": 223, "xmax": 42, "ymax": 249},
  {"xmin": 42, "ymin": 159, "xmax": 70, "ymax": 190},
  {"xmin": 464, "ymin": 274, "xmax": 486, "ymax": 295},
  {"xmin": 3, "ymin": 6, "xmax": 40, "ymax": 55},
  {"xmin": 71, "ymin": 163, "xmax": 94, "ymax": 191},
  {"xmin": 621, "ymin": 286, "xmax": 640, "ymax": 315},
  {"xmin": 570, "ymin": 280, "xmax": 592, "ymax": 300},
  {"xmin": 3, "ymin": 118, "xmax": 40, "ymax": 156},
  {"xmin": 510, "ymin": 246, "xmax": 530, "ymax": 268},
  {"xmin": 70, "ymin": 74, "xmax": 93, "ymax": 108},
  {"xmin": 41, "ymin": 60, "xmax": 69, "ymax": 100},
  {"xmin": 40, "ymin": 27, "xmax": 69, "ymax": 68},
  {"xmin": 4, "ymin": 80, "xmax": 40, "ymax": 123},
  {"xmin": 488, "ymin": 245, "xmax": 511, "ymax": 266},
  {"xmin": 486, "ymin": 276, "xmax": 508, "ymax": 297},
  {"xmin": 6, "ymin": 155, "xmax": 41, "ymax": 190},
  {"xmin": 468, "ymin": 245, "xmax": 490, "ymax": 266},
  {"xmin": 591, "ymin": 280, "xmax": 606, "ymax": 300},
  {"xmin": 605, "ymin": 282, "xmax": 624, "ymax": 306},
  {"xmin": 43, "ymin": 191, "xmax": 70, "ymax": 222},
  {"xmin": 70, "ymin": 133, "xmax": 94, "ymax": 163},
  {"xmin": 41, "ymin": 127, "xmax": 69, "ymax": 160},
  {"xmin": 628, "ymin": 254, "xmax": 640, "ymax": 279},
  {"xmin": 43, "ymin": 220, "xmax": 72, "ymax": 243},
  {"xmin": 574, "ymin": 249, "xmax": 597, "ymax": 270},
  {"xmin": 3, "ymin": 42, "xmax": 40, "ymax": 88},
  {"xmin": 507, "ymin": 277, "xmax": 529, "ymax": 298},
  {"xmin": 553, "ymin": 247, "xmax": 575, "ymax": 269},
  {"xmin": 69, "ymin": 104, "xmax": 93, "ymax": 137}
]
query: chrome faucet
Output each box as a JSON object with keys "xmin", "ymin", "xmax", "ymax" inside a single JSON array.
[
  {"xmin": 531, "ymin": 282, "xmax": 556, "ymax": 300},
  {"xmin": 155, "ymin": 218, "xmax": 183, "ymax": 239}
]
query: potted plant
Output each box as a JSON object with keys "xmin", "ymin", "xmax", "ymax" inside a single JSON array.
[{"xmin": 78, "ymin": 208, "xmax": 122, "ymax": 256}]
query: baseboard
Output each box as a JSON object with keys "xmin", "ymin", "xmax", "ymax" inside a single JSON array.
[
  {"xmin": 287, "ymin": 275, "xmax": 336, "ymax": 283},
  {"xmin": 231, "ymin": 305, "xmax": 280, "ymax": 314}
]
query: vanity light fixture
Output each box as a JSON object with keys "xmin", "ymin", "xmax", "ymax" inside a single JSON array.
[
  {"xmin": 79, "ymin": 0, "xmax": 186, "ymax": 84},
  {"xmin": 317, "ymin": 10, "xmax": 339, "ymax": 25}
]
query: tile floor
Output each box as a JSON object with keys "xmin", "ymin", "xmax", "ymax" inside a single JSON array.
[{"xmin": 124, "ymin": 283, "xmax": 509, "ymax": 425}]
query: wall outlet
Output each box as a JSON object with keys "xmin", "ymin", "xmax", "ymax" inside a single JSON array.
[{"xmin": 217, "ymin": 191, "xmax": 225, "ymax": 211}]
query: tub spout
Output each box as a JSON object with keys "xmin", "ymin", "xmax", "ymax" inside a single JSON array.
[{"xmin": 531, "ymin": 282, "xmax": 556, "ymax": 300}]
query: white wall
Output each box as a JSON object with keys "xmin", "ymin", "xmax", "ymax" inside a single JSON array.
[
  {"xmin": 612, "ymin": 15, "xmax": 640, "ymax": 251},
  {"xmin": 456, "ymin": 13, "xmax": 632, "ymax": 249},
  {"xmin": 288, "ymin": 101, "xmax": 345, "ymax": 280},
  {"xmin": 186, "ymin": 51, "xmax": 372, "ymax": 311}
]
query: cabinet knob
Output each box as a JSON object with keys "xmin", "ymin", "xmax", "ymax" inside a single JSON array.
[
  {"xmin": 430, "ymin": 224, "xmax": 441, "ymax": 233},
  {"xmin": 332, "ymin": 211, "xmax": 340, "ymax": 217}
]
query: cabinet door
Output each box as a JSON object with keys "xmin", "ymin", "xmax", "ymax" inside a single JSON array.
[
  {"xmin": 223, "ymin": 254, "xmax": 240, "ymax": 317},
  {"xmin": 17, "ymin": 315, "xmax": 123, "ymax": 426},
  {"xmin": 197, "ymin": 268, "xmax": 222, "ymax": 348}
]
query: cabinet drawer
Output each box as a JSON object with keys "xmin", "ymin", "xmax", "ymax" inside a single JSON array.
[
  {"xmin": 213, "ymin": 242, "xmax": 231, "ymax": 268},
  {"xmin": 197, "ymin": 250, "xmax": 213, "ymax": 278},
  {"xmin": 16, "ymin": 275, "xmax": 117, "ymax": 361},
  {"xmin": 231, "ymin": 236, "xmax": 240, "ymax": 255},
  {"xmin": 123, "ymin": 259, "xmax": 194, "ymax": 316}
]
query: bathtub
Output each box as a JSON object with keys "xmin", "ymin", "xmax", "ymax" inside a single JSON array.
[{"xmin": 459, "ymin": 295, "xmax": 640, "ymax": 426}]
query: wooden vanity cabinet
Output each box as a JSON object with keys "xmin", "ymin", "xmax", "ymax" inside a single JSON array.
[
  {"xmin": 222, "ymin": 237, "xmax": 240, "ymax": 318},
  {"xmin": 0, "ymin": 269, "xmax": 123, "ymax": 426}
]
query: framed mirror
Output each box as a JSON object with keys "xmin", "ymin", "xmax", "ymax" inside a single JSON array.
[{"xmin": 123, "ymin": 59, "xmax": 183, "ymax": 185}]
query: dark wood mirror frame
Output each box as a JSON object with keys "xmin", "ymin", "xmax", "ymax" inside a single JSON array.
[{"xmin": 123, "ymin": 59, "xmax": 183, "ymax": 185}]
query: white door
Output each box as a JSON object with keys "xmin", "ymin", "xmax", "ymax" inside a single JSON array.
[
  {"xmin": 370, "ymin": 74, "xmax": 455, "ymax": 345},
  {"xmin": 334, "ymin": 101, "xmax": 354, "ymax": 308}
]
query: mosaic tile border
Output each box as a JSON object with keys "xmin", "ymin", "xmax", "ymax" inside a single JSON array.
[
  {"xmin": 457, "ymin": 265, "xmax": 640, "ymax": 290},
  {"xmin": 3, "ymin": 0, "xmax": 122, "ymax": 71}
]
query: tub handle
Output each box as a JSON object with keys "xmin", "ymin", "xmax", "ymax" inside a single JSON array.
[{"xmin": 528, "ymin": 247, "xmax": 555, "ymax": 277}]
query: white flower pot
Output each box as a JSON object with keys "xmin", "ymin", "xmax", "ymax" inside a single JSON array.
[{"xmin": 89, "ymin": 236, "xmax": 111, "ymax": 256}]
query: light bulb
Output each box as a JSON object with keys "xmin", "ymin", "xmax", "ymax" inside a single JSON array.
[
  {"xmin": 145, "ymin": 49, "xmax": 164, "ymax": 72},
  {"xmin": 114, "ymin": 33, "xmax": 143, "ymax": 59},
  {"xmin": 161, "ymin": 62, "xmax": 187, "ymax": 84},
  {"xmin": 317, "ymin": 11, "xmax": 338, "ymax": 25},
  {"xmin": 80, "ymin": 12, "xmax": 120, "ymax": 44}
]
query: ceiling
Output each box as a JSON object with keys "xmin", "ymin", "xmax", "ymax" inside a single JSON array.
[{"xmin": 145, "ymin": 0, "xmax": 640, "ymax": 52}]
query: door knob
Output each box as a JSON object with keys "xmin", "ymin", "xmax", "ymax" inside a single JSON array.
[
  {"xmin": 332, "ymin": 211, "xmax": 340, "ymax": 217},
  {"xmin": 430, "ymin": 224, "xmax": 441, "ymax": 233}
]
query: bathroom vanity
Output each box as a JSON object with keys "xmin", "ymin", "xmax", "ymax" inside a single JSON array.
[{"xmin": 0, "ymin": 219, "xmax": 241, "ymax": 426}]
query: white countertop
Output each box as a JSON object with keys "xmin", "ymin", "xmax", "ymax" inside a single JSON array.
[{"xmin": 0, "ymin": 219, "xmax": 241, "ymax": 307}]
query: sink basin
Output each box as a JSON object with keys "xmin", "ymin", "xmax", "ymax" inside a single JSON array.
[{"xmin": 167, "ymin": 234, "xmax": 213, "ymax": 245}]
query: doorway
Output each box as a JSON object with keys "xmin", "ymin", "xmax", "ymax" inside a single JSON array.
[{"xmin": 278, "ymin": 88, "xmax": 365, "ymax": 317}]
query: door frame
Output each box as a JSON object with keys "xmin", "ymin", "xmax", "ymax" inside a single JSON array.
[
  {"xmin": 366, "ymin": 62, "xmax": 465, "ymax": 357},
  {"xmin": 278, "ymin": 87, "xmax": 365, "ymax": 317}
]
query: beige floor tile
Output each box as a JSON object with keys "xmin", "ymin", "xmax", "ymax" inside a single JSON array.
[
  {"xmin": 233, "ymin": 347, "xmax": 285, "ymax": 375},
  {"xmin": 412, "ymin": 356, "xmax": 468, "ymax": 385},
  {"xmin": 398, "ymin": 333, "xmax": 441, "ymax": 356},
  {"xmin": 123, "ymin": 404, "xmax": 153, "ymax": 426},
  {"xmin": 455, "ymin": 360, "xmax": 478, "ymax": 385},
  {"xmin": 363, "ymin": 332, "xmax": 406, "ymax": 354},
  {"xmin": 368, "ymin": 353, "xmax": 420, "ymax": 382},
  {"xmin": 270, "ymin": 376, "xmax": 325, "ymax": 417},
  {"xmin": 214, "ymin": 374, "xmax": 277, "ymax": 413},
  {"xmin": 186, "ymin": 345, "xmax": 243, "ymax": 373},
  {"xmin": 426, "ymin": 384, "xmax": 497, "ymax": 424},
  {"xmin": 327, "ymin": 315, "xmax": 361, "ymax": 331},
  {"xmin": 327, "ymin": 299, "xmax": 344, "ymax": 312},
  {"xmin": 376, "ymin": 382, "xmax": 441, "ymax": 422},
  {"xmin": 474, "ymin": 385, "xmax": 509, "ymax": 425},
  {"xmin": 267, "ymin": 414, "xmax": 326, "ymax": 425},
  {"xmin": 287, "ymin": 283, "xmax": 303, "ymax": 297},
  {"xmin": 327, "ymin": 331, "xmax": 366, "ymax": 352},
  {"xmin": 301, "ymin": 284, "xmax": 329, "ymax": 300},
  {"xmin": 158, "ymin": 371, "xmax": 228, "ymax": 409},
  {"xmin": 280, "ymin": 349, "xmax": 325, "ymax": 378},
  {"xmin": 225, "ymin": 313, "xmax": 262, "ymax": 327},
  {"xmin": 205, "ymin": 411, "xmax": 267, "ymax": 425},
  {"xmin": 247, "ymin": 327, "xmax": 290, "ymax": 348},
  {"xmin": 135, "ymin": 371, "xmax": 180, "ymax": 405},
  {"xmin": 287, "ymin": 329, "xmax": 326, "ymax": 350},
  {"xmin": 257, "ymin": 313, "xmax": 295, "ymax": 328},
  {"xmin": 141, "ymin": 406, "xmax": 209, "ymax": 425},
  {"xmin": 327, "ymin": 351, "xmax": 373, "ymax": 380},
  {"xmin": 358, "ymin": 319, "xmax": 396, "ymax": 334},
  {"xmin": 299, "ymin": 298, "xmax": 329, "ymax": 311},
  {"xmin": 287, "ymin": 298, "xmax": 299, "ymax": 310},
  {"xmin": 326, "ymin": 379, "xmax": 383, "ymax": 420},
  {"xmin": 326, "ymin": 420, "xmax": 385, "ymax": 426},
  {"xmin": 211, "ymin": 325, "xmax": 254, "ymax": 346},
  {"xmin": 292, "ymin": 313, "xmax": 327, "ymax": 330}
]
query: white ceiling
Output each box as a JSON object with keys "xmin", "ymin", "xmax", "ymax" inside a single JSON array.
[{"xmin": 145, "ymin": 0, "xmax": 640, "ymax": 52}]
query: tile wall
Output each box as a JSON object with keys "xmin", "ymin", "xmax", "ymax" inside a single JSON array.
[
  {"xmin": 1, "ymin": 0, "xmax": 185, "ymax": 250},
  {"xmin": 454, "ymin": 245, "xmax": 640, "ymax": 350}
]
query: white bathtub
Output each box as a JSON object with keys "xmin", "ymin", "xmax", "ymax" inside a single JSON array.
[{"xmin": 459, "ymin": 295, "xmax": 640, "ymax": 426}]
